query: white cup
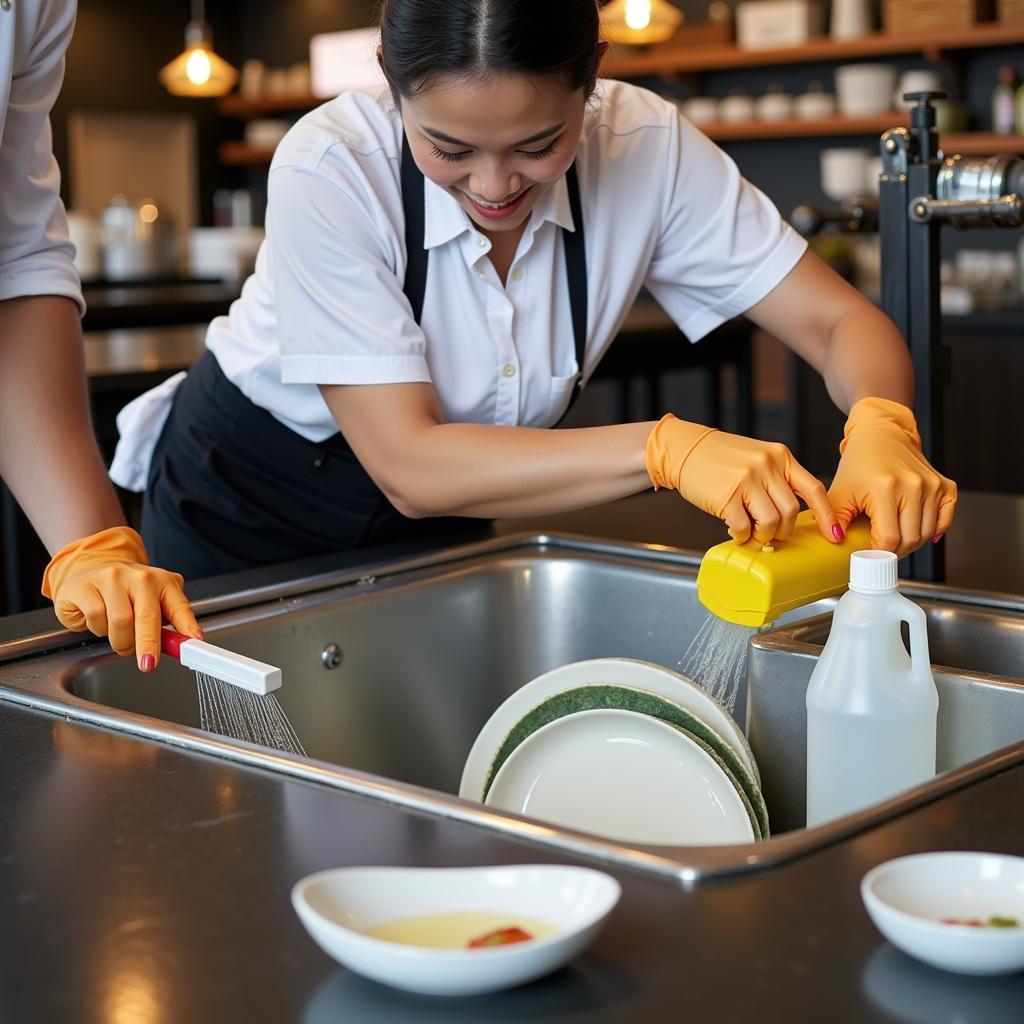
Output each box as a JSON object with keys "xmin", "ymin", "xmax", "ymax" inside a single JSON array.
[
  {"xmin": 835, "ymin": 63, "xmax": 898, "ymax": 116},
  {"xmin": 821, "ymin": 148, "xmax": 871, "ymax": 201},
  {"xmin": 831, "ymin": 0, "xmax": 873, "ymax": 40},
  {"xmin": 895, "ymin": 70, "xmax": 943, "ymax": 109}
]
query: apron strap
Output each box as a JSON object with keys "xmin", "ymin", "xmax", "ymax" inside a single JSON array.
[
  {"xmin": 400, "ymin": 134, "xmax": 588, "ymax": 416},
  {"xmin": 400, "ymin": 134, "xmax": 429, "ymax": 325}
]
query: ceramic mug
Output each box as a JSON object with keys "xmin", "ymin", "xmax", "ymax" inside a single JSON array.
[
  {"xmin": 835, "ymin": 63, "xmax": 898, "ymax": 116},
  {"xmin": 820, "ymin": 148, "xmax": 871, "ymax": 201},
  {"xmin": 831, "ymin": 0, "xmax": 873, "ymax": 40}
]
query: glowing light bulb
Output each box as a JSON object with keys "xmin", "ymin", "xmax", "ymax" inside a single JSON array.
[
  {"xmin": 625, "ymin": 0, "xmax": 652, "ymax": 30},
  {"xmin": 185, "ymin": 48, "xmax": 212, "ymax": 86}
]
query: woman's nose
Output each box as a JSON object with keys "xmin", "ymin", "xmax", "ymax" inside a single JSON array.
[{"xmin": 470, "ymin": 166, "xmax": 522, "ymax": 203}]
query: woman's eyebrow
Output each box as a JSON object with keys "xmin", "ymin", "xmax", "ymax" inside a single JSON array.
[{"xmin": 421, "ymin": 121, "xmax": 567, "ymax": 148}]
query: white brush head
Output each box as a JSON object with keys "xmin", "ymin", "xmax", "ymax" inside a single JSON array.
[{"xmin": 177, "ymin": 638, "xmax": 282, "ymax": 695}]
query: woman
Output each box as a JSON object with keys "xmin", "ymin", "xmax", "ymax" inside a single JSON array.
[{"xmin": 112, "ymin": 0, "xmax": 956, "ymax": 579}]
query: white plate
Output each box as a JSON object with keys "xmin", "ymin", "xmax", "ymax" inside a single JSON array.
[
  {"xmin": 291, "ymin": 864, "xmax": 620, "ymax": 997},
  {"xmin": 484, "ymin": 709, "xmax": 756, "ymax": 846},
  {"xmin": 862, "ymin": 852, "xmax": 1024, "ymax": 976},
  {"xmin": 460, "ymin": 657, "xmax": 759, "ymax": 802}
]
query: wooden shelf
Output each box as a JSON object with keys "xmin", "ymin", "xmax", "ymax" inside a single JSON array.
[
  {"xmin": 602, "ymin": 22, "xmax": 1024, "ymax": 78},
  {"xmin": 219, "ymin": 141, "xmax": 278, "ymax": 166},
  {"xmin": 218, "ymin": 128, "xmax": 1024, "ymax": 167},
  {"xmin": 941, "ymin": 132, "xmax": 1024, "ymax": 155},
  {"xmin": 702, "ymin": 114, "xmax": 908, "ymax": 141},
  {"xmin": 218, "ymin": 93, "xmax": 321, "ymax": 118}
]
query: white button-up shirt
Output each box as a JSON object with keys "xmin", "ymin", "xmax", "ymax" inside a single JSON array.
[
  {"xmin": 112, "ymin": 79, "xmax": 806, "ymax": 488},
  {"xmin": 0, "ymin": 0, "xmax": 82, "ymax": 311}
]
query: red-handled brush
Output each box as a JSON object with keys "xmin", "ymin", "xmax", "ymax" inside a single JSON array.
[{"xmin": 161, "ymin": 629, "xmax": 282, "ymax": 695}]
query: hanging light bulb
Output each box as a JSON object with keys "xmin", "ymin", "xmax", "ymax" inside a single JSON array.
[
  {"xmin": 601, "ymin": 0, "xmax": 684, "ymax": 45},
  {"xmin": 159, "ymin": 0, "xmax": 238, "ymax": 97}
]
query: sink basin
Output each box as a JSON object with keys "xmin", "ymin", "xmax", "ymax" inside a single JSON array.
[
  {"xmin": 1, "ymin": 533, "xmax": 1022, "ymax": 884},
  {"xmin": 749, "ymin": 596, "xmax": 1024, "ymax": 832}
]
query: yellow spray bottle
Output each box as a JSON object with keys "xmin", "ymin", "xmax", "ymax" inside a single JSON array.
[{"xmin": 696, "ymin": 509, "xmax": 873, "ymax": 628}]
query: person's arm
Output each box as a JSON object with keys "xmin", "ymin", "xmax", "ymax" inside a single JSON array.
[
  {"xmin": 745, "ymin": 250, "xmax": 956, "ymax": 555},
  {"xmin": 744, "ymin": 248, "xmax": 913, "ymax": 413},
  {"xmin": 0, "ymin": 1, "xmax": 199, "ymax": 667},
  {"xmin": 0, "ymin": 295, "xmax": 124, "ymax": 549},
  {"xmin": 320, "ymin": 381, "xmax": 653, "ymax": 518}
]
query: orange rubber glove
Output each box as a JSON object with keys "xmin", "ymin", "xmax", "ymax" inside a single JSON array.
[
  {"xmin": 827, "ymin": 397, "xmax": 957, "ymax": 558},
  {"xmin": 41, "ymin": 526, "xmax": 201, "ymax": 672},
  {"xmin": 645, "ymin": 414, "xmax": 841, "ymax": 545}
]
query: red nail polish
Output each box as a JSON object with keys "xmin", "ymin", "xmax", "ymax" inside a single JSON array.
[
  {"xmin": 832, "ymin": 524, "xmax": 845, "ymax": 542},
  {"xmin": 932, "ymin": 533, "xmax": 944, "ymax": 544},
  {"xmin": 140, "ymin": 654, "xmax": 155, "ymax": 673}
]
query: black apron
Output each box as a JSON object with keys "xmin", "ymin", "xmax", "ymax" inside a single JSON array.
[{"xmin": 141, "ymin": 137, "xmax": 589, "ymax": 579}]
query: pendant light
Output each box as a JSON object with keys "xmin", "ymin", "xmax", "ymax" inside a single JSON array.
[
  {"xmin": 600, "ymin": 0, "xmax": 683, "ymax": 45},
  {"xmin": 159, "ymin": 0, "xmax": 238, "ymax": 97}
]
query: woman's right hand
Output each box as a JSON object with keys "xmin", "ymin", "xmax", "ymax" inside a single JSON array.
[{"xmin": 645, "ymin": 414, "xmax": 842, "ymax": 545}]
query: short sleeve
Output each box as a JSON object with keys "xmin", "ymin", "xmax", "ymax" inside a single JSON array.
[
  {"xmin": 643, "ymin": 115, "xmax": 807, "ymax": 342},
  {"xmin": 0, "ymin": 0, "xmax": 83, "ymax": 313},
  {"xmin": 267, "ymin": 156, "xmax": 432, "ymax": 386}
]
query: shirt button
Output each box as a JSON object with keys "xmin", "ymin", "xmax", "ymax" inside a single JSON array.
[
  {"xmin": 502, "ymin": 363, "xmax": 516, "ymax": 378},
  {"xmin": 476, "ymin": 270, "xmax": 486, "ymax": 279},
  {"xmin": 476, "ymin": 237, "xmax": 487, "ymax": 248},
  {"xmin": 512, "ymin": 268, "xmax": 523, "ymax": 282}
]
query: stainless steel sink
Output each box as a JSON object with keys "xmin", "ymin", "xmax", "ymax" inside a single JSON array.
[{"xmin": 0, "ymin": 533, "xmax": 1022, "ymax": 884}]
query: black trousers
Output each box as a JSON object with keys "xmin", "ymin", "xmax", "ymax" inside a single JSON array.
[{"xmin": 141, "ymin": 352, "xmax": 480, "ymax": 580}]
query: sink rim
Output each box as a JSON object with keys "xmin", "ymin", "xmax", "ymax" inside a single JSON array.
[{"xmin": 2, "ymin": 531, "xmax": 1023, "ymax": 887}]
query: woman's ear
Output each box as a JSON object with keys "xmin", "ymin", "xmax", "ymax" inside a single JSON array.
[{"xmin": 376, "ymin": 43, "xmax": 385, "ymax": 72}]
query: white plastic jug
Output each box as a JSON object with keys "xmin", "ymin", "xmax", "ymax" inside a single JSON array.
[{"xmin": 805, "ymin": 550, "xmax": 938, "ymax": 828}]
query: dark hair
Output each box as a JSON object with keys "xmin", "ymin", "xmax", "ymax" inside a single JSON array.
[{"xmin": 379, "ymin": 0, "xmax": 601, "ymax": 102}]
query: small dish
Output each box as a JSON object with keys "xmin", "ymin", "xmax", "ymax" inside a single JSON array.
[
  {"xmin": 862, "ymin": 852, "xmax": 1024, "ymax": 975},
  {"xmin": 485, "ymin": 709, "xmax": 757, "ymax": 846},
  {"xmin": 291, "ymin": 864, "xmax": 620, "ymax": 996},
  {"xmin": 460, "ymin": 657, "xmax": 760, "ymax": 803}
]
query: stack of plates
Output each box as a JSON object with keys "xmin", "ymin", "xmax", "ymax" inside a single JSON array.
[{"xmin": 459, "ymin": 659, "xmax": 768, "ymax": 847}]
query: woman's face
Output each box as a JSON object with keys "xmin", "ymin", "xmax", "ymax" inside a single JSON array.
[{"xmin": 401, "ymin": 72, "xmax": 586, "ymax": 235}]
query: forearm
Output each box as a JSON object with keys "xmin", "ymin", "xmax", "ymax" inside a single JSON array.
[
  {"xmin": 820, "ymin": 305, "xmax": 914, "ymax": 414},
  {"xmin": 0, "ymin": 296, "xmax": 125, "ymax": 553},
  {"xmin": 388, "ymin": 420, "xmax": 654, "ymax": 518}
]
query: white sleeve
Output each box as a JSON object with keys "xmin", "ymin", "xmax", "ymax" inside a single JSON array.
[
  {"xmin": 0, "ymin": 0, "xmax": 83, "ymax": 313},
  {"xmin": 267, "ymin": 158, "xmax": 432, "ymax": 386},
  {"xmin": 643, "ymin": 114, "xmax": 807, "ymax": 342}
]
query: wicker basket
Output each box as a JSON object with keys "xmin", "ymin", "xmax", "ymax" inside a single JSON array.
[
  {"xmin": 999, "ymin": 0, "xmax": 1024, "ymax": 22},
  {"xmin": 884, "ymin": 0, "xmax": 993, "ymax": 33}
]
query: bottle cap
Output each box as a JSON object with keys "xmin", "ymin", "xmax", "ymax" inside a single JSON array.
[{"xmin": 849, "ymin": 550, "xmax": 898, "ymax": 593}]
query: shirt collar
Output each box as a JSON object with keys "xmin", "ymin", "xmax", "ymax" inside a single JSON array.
[{"xmin": 421, "ymin": 172, "xmax": 577, "ymax": 251}]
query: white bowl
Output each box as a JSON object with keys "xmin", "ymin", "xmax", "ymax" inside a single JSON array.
[
  {"xmin": 862, "ymin": 852, "xmax": 1024, "ymax": 975},
  {"xmin": 291, "ymin": 864, "xmax": 621, "ymax": 996}
]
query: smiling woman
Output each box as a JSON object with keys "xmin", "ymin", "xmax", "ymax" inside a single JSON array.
[{"xmin": 111, "ymin": 0, "xmax": 955, "ymax": 580}]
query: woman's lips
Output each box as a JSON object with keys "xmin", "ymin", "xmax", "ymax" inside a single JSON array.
[{"xmin": 464, "ymin": 186, "xmax": 533, "ymax": 220}]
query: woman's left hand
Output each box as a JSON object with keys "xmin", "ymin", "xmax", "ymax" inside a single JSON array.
[{"xmin": 826, "ymin": 397, "xmax": 957, "ymax": 558}]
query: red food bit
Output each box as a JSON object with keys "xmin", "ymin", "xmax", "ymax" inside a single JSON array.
[{"xmin": 467, "ymin": 926, "xmax": 534, "ymax": 948}]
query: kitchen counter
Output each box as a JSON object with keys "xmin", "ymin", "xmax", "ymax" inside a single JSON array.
[
  {"xmin": 2, "ymin": 686, "xmax": 1023, "ymax": 1022},
  {"xmin": 1, "ymin": 494, "xmax": 1024, "ymax": 1021}
]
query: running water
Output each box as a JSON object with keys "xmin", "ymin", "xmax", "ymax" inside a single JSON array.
[
  {"xmin": 196, "ymin": 672, "xmax": 306, "ymax": 756},
  {"xmin": 678, "ymin": 615, "xmax": 758, "ymax": 713}
]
